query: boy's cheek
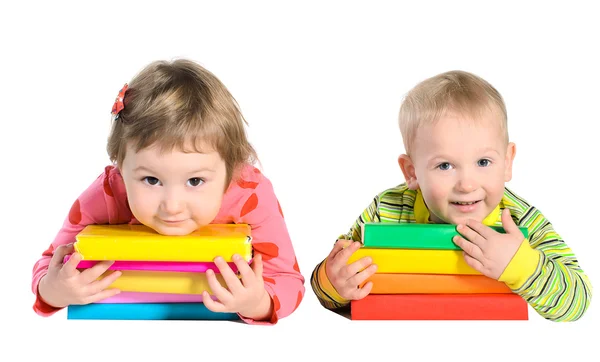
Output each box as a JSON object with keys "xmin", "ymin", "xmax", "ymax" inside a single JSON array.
[{"xmin": 423, "ymin": 184, "xmax": 447, "ymax": 203}]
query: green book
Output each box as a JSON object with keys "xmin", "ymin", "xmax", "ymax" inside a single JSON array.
[{"xmin": 361, "ymin": 222, "xmax": 529, "ymax": 250}]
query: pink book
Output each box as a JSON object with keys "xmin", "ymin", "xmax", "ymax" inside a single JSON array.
[{"xmin": 63, "ymin": 255, "xmax": 239, "ymax": 273}]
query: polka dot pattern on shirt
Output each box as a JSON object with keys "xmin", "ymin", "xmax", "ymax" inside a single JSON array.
[
  {"xmin": 68, "ymin": 199, "xmax": 82, "ymax": 225},
  {"xmin": 253, "ymin": 242, "xmax": 279, "ymax": 261}
]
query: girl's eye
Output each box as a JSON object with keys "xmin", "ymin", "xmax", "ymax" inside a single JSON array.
[
  {"xmin": 187, "ymin": 177, "xmax": 205, "ymax": 187},
  {"xmin": 438, "ymin": 162, "xmax": 452, "ymax": 171},
  {"xmin": 143, "ymin": 176, "xmax": 161, "ymax": 186},
  {"xmin": 478, "ymin": 159, "xmax": 491, "ymax": 167}
]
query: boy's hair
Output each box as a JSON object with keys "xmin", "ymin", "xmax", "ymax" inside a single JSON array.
[
  {"xmin": 107, "ymin": 59, "xmax": 258, "ymax": 185},
  {"xmin": 398, "ymin": 70, "xmax": 508, "ymax": 155}
]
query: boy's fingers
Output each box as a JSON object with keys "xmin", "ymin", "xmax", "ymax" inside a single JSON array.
[
  {"xmin": 348, "ymin": 264, "xmax": 378, "ymax": 287},
  {"xmin": 353, "ymin": 281, "xmax": 374, "ymax": 300},
  {"xmin": 327, "ymin": 239, "xmax": 350, "ymax": 260},
  {"xmin": 333, "ymin": 241, "xmax": 361, "ymax": 265},
  {"xmin": 501, "ymin": 208, "xmax": 521, "ymax": 235},
  {"xmin": 457, "ymin": 224, "xmax": 486, "ymax": 247},
  {"xmin": 344, "ymin": 256, "xmax": 373, "ymax": 276},
  {"xmin": 464, "ymin": 219, "xmax": 494, "ymax": 240},
  {"xmin": 463, "ymin": 252, "xmax": 485, "ymax": 275}
]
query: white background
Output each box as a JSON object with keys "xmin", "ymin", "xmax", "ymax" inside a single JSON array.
[{"xmin": 1, "ymin": 1, "xmax": 598, "ymax": 361}]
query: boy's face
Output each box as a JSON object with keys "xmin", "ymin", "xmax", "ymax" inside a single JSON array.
[
  {"xmin": 399, "ymin": 109, "xmax": 515, "ymax": 225},
  {"xmin": 120, "ymin": 142, "xmax": 228, "ymax": 235}
]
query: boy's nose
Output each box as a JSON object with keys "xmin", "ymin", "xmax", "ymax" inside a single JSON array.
[{"xmin": 455, "ymin": 172, "xmax": 478, "ymax": 193}]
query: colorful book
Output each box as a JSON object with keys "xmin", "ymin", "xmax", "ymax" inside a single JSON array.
[
  {"xmin": 361, "ymin": 222, "xmax": 529, "ymax": 249},
  {"xmin": 65, "ymin": 257, "xmax": 240, "ymax": 273},
  {"xmin": 348, "ymin": 248, "xmax": 479, "ymax": 274},
  {"xmin": 363, "ymin": 273, "xmax": 512, "ymax": 294},
  {"xmin": 97, "ymin": 292, "xmax": 215, "ymax": 304},
  {"xmin": 74, "ymin": 224, "xmax": 252, "ymax": 262},
  {"xmin": 67, "ymin": 303, "xmax": 239, "ymax": 320},
  {"xmin": 101, "ymin": 270, "xmax": 228, "ymax": 295},
  {"xmin": 351, "ymin": 294, "xmax": 528, "ymax": 320}
]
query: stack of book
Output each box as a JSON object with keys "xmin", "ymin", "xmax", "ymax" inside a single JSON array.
[
  {"xmin": 66, "ymin": 224, "xmax": 252, "ymax": 320},
  {"xmin": 347, "ymin": 223, "xmax": 529, "ymax": 320}
]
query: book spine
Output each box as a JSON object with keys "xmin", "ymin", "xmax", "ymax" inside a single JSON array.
[
  {"xmin": 95, "ymin": 292, "xmax": 216, "ymax": 304},
  {"xmin": 74, "ymin": 241, "xmax": 252, "ymax": 262},
  {"xmin": 67, "ymin": 303, "xmax": 239, "ymax": 320},
  {"xmin": 102, "ymin": 270, "xmax": 228, "ymax": 295},
  {"xmin": 351, "ymin": 294, "xmax": 528, "ymax": 320},
  {"xmin": 68, "ymin": 258, "xmax": 239, "ymax": 273},
  {"xmin": 348, "ymin": 248, "xmax": 480, "ymax": 274},
  {"xmin": 364, "ymin": 273, "xmax": 512, "ymax": 294},
  {"xmin": 362, "ymin": 223, "xmax": 529, "ymax": 249}
]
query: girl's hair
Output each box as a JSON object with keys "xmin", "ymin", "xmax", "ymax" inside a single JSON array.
[
  {"xmin": 398, "ymin": 70, "xmax": 508, "ymax": 155},
  {"xmin": 107, "ymin": 59, "xmax": 258, "ymax": 185}
]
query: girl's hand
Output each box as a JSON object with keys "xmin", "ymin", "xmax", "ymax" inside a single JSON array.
[
  {"xmin": 203, "ymin": 253, "xmax": 273, "ymax": 321},
  {"xmin": 38, "ymin": 243, "xmax": 122, "ymax": 308}
]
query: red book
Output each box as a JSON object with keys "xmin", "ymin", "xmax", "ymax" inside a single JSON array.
[{"xmin": 351, "ymin": 294, "xmax": 528, "ymax": 320}]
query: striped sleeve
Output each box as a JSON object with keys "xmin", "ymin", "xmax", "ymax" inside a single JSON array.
[
  {"xmin": 310, "ymin": 195, "xmax": 381, "ymax": 309},
  {"xmin": 504, "ymin": 189, "xmax": 592, "ymax": 321}
]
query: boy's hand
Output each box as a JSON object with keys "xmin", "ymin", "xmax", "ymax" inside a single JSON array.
[
  {"xmin": 203, "ymin": 253, "xmax": 273, "ymax": 321},
  {"xmin": 38, "ymin": 243, "xmax": 121, "ymax": 308},
  {"xmin": 325, "ymin": 239, "xmax": 378, "ymax": 300},
  {"xmin": 453, "ymin": 208, "xmax": 526, "ymax": 280}
]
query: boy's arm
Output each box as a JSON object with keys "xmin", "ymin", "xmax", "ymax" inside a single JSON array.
[
  {"xmin": 501, "ymin": 206, "xmax": 592, "ymax": 321},
  {"xmin": 32, "ymin": 166, "xmax": 130, "ymax": 316},
  {"xmin": 310, "ymin": 196, "xmax": 380, "ymax": 310}
]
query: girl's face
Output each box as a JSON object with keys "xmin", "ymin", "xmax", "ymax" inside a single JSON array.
[{"xmin": 120, "ymin": 142, "xmax": 228, "ymax": 235}]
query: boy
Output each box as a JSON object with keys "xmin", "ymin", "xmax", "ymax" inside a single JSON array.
[{"xmin": 310, "ymin": 70, "xmax": 591, "ymax": 321}]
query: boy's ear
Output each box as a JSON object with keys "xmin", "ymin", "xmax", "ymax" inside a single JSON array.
[
  {"xmin": 504, "ymin": 142, "xmax": 516, "ymax": 182},
  {"xmin": 398, "ymin": 154, "xmax": 419, "ymax": 190}
]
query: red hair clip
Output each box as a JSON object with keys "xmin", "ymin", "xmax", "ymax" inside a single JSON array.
[{"xmin": 111, "ymin": 83, "xmax": 128, "ymax": 120}]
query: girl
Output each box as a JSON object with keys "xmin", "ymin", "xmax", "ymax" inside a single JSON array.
[{"xmin": 32, "ymin": 59, "xmax": 305, "ymax": 324}]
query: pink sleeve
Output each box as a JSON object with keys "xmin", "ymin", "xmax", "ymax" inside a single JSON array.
[
  {"xmin": 227, "ymin": 170, "xmax": 305, "ymax": 324},
  {"xmin": 31, "ymin": 166, "xmax": 131, "ymax": 316}
]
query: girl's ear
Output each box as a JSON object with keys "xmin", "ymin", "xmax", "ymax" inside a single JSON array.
[{"xmin": 398, "ymin": 154, "xmax": 419, "ymax": 190}]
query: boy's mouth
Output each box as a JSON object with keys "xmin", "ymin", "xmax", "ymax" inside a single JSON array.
[{"xmin": 451, "ymin": 200, "xmax": 480, "ymax": 205}]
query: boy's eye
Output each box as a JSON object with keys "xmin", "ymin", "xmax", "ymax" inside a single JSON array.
[
  {"xmin": 143, "ymin": 176, "xmax": 160, "ymax": 186},
  {"xmin": 187, "ymin": 177, "xmax": 204, "ymax": 187},
  {"xmin": 477, "ymin": 159, "xmax": 491, "ymax": 167},
  {"xmin": 438, "ymin": 162, "xmax": 451, "ymax": 171}
]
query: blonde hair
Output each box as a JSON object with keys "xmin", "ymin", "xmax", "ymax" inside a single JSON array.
[
  {"xmin": 398, "ymin": 70, "xmax": 508, "ymax": 155},
  {"xmin": 107, "ymin": 59, "xmax": 258, "ymax": 185}
]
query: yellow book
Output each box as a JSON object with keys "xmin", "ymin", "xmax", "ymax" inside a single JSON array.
[
  {"xmin": 348, "ymin": 248, "xmax": 479, "ymax": 275},
  {"xmin": 101, "ymin": 270, "xmax": 228, "ymax": 295},
  {"xmin": 74, "ymin": 224, "xmax": 252, "ymax": 262}
]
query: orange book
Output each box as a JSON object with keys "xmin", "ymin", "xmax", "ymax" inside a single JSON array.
[
  {"xmin": 351, "ymin": 294, "xmax": 528, "ymax": 320},
  {"xmin": 363, "ymin": 273, "xmax": 512, "ymax": 294}
]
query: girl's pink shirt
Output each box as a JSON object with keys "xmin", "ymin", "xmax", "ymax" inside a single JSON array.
[{"xmin": 31, "ymin": 164, "xmax": 305, "ymax": 324}]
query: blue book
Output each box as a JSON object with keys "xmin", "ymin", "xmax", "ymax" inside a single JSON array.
[{"xmin": 67, "ymin": 303, "xmax": 239, "ymax": 321}]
